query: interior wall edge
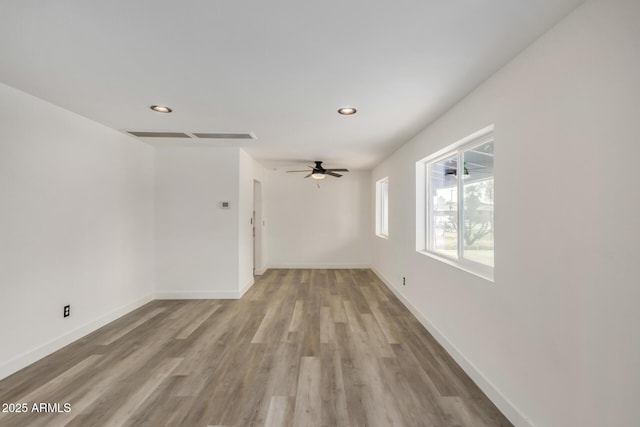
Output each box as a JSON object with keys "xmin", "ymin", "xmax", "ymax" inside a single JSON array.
[
  {"xmin": 239, "ymin": 277, "xmax": 256, "ymax": 298},
  {"xmin": 0, "ymin": 293, "xmax": 154, "ymax": 382},
  {"xmin": 370, "ymin": 267, "xmax": 534, "ymax": 427}
]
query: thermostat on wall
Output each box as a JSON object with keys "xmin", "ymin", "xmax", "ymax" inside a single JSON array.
[{"xmin": 220, "ymin": 201, "xmax": 230, "ymax": 209}]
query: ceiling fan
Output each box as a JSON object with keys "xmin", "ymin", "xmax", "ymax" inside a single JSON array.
[{"xmin": 286, "ymin": 161, "xmax": 349, "ymax": 180}]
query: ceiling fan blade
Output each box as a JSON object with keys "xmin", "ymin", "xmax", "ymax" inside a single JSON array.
[{"xmin": 288, "ymin": 162, "xmax": 348, "ymax": 178}]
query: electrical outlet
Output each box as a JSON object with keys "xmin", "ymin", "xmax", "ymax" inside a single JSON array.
[
  {"xmin": 402, "ymin": 277, "xmax": 406, "ymax": 286},
  {"xmin": 63, "ymin": 305, "xmax": 70, "ymax": 318}
]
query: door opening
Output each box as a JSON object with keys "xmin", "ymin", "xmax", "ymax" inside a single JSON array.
[{"xmin": 253, "ymin": 180, "xmax": 263, "ymax": 276}]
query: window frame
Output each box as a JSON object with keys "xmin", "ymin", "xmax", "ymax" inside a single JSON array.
[
  {"xmin": 416, "ymin": 125, "xmax": 494, "ymax": 281},
  {"xmin": 375, "ymin": 177, "xmax": 389, "ymax": 239}
]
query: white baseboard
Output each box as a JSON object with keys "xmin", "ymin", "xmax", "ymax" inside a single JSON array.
[
  {"xmin": 254, "ymin": 266, "xmax": 267, "ymax": 275},
  {"xmin": 155, "ymin": 290, "xmax": 240, "ymax": 299},
  {"xmin": 0, "ymin": 293, "xmax": 154, "ymax": 381},
  {"xmin": 265, "ymin": 264, "xmax": 372, "ymax": 269},
  {"xmin": 1, "ymin": 283, "xmax": 248, "ymax": 380},
  {"xmin": 370, "ymin": 267, "xmax": 534, "ymax": 427}
]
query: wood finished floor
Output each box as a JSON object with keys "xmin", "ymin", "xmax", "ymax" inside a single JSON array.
[{"xmin": 0, "ymin": 269, "xmax": 513, "ymax": 427}]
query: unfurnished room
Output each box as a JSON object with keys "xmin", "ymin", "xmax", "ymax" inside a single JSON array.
[{"xmin": 1, "ymin": 1, "xmax": 639, "ymax": 426}]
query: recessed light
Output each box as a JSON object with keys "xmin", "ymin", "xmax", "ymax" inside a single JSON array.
[
  {"xmin": 150, "ymin": 105, "xmax": 172, "ymax": 113},
  {"xmin": 338, "ymin": 107, "xmax": 357, "ymax": 115}
]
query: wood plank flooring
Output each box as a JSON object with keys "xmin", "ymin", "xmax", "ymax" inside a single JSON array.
[{"xmin": 0, "ymin": 269, "xmax": 513, "ymax": 426}]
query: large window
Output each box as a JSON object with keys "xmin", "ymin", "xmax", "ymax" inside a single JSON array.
[
  {"xmin": 416, "ymin": 126, "xmax": 494, "ymax": 280},
  {"xmin": 376, "ymin": 177, "xmax": 389, "ymax": 238}
]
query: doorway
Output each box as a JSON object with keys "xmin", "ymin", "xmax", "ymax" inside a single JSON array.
[{"xmin": 253, "ymin": 180, "xmax": 263, "ymax": 276}]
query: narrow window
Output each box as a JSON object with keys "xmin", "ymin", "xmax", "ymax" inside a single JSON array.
[
  {"xmin": 417, "ymin": 126, "xmax": 494, "ymax": 280},
  {"xmin": 376, "ymin": 177, "xmax": 389, "ymax": 238}
]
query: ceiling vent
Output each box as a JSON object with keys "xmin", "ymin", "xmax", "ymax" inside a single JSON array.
[
  {"xmin": 193, "ymin": 132, "xmax": 256, "ymax": 140},
  {"xmin": 126, "ymin": 131, "xmax": 256, "ymax": 140},
  {"xmin": 128, "ymin": 131, "xmax": 191, "ymax": 138}
]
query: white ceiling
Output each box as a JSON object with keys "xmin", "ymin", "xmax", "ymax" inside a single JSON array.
[{"xmin": 0, "ymin": 0, "xmax": 584, "ymax": 170}]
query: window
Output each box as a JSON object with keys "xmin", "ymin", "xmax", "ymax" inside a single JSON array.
[
  {"xmin": 416, "ymin": 125, "xmax": 494, "ymax": 280},
  {"xmin": 376, "ymin": 177, "xmax": 389, "ymax": 238}
]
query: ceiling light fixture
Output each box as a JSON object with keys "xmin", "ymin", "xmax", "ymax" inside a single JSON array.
[
  {"xmin": 446, "ymin": 163, "xmax": 470, "ymax": 177},
  {"xmin": 150, "ymin": 105, "xmax": 172, "ymax": 113},
  {"xmin": 311, "ymin": 172, "xmax": 326, "ymax": 180},
  {"xmin": 337, "ymin": 107, "xmax": 357, "ymax": 115}
]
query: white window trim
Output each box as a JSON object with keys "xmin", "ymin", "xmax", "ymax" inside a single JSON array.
[
  {"xmin": 416, "ymin": 124, "xmax": 494, "ymax": 282},
  {"xmin": 376, "ymin": 177, "xmax": 389, "ymax": 239}
]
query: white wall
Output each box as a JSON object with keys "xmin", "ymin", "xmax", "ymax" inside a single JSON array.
[
  {"xmin": 266, "ymin": 169, "xmax": 371, "ymax": 268},
  {"xmin": 371, "ymin": 1, "xmax": 640, "ymax": 426},
  {"xmin": 238, "ymin": 150, "xmax": 269, "ymax": 293},
  {"xmin": 0, "ymin": 83, "xmax": 155, "ymax": 380},
  {"xmin": 238, "ymin": 149, "xmax": 254, "ymax": 293},
  {"xmin": 155, "ymin": 146, "xmax": 241, "ymax": 298}
]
